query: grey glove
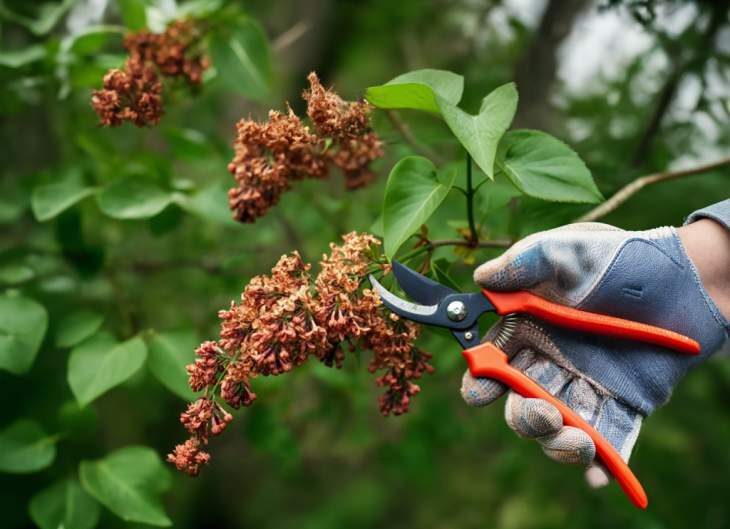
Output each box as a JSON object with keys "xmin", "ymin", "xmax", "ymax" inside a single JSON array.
[{"xmin": 460, "ymin": 222, "xmax": 728, "ymax": 486}]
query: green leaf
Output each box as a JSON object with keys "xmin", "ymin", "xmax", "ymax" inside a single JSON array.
[
  {"xmin": 55, "ymin": 310, "xmax": 104, "ymax": 348},
  {"xmin": 0, "ymin": 420, "xmax": 56, "ymax": 473},
  {"xmin": 365, "ymin": 69, "xmax": 464, "ymax": 114},
  {"xmin": 430, "ymin": 258, "xmax": 460, "ymax": 292},
  {"xmin": 117, "ymin": 0, "xmax": 147, "ymax": 30},
  {"xmin": 209, "ymin": 19, "xmax": 271, "ymax": 100},
  {"xmin": 176, "ymin": 182, "xmax": 236, "ymax": 225},
  {"xmin": 0, "ymin": 0, "xmax": 77, "ymax": 35},
  {"xmin": 0, "ymin": 44, "xmax": 46, "ymax": 68},
  {"xmin": 496, "ymin": 130, "xmax": 603, "ymax": 203},
  {"xmin": 67, "ymin": 333, "xmax": 147, "ymax": 407},
  {"xmin": 0, "ymin": 295, "xmax": 48, "ymax": 375},
  {"xmin": 29, "ymin": 478, "xmax": 100, "ymax": 529},
  {"xmin": 97, "ymin": 178, "xmax": 173, "ymax": 219},
  {"xmin": 79, "ymin": 446, "xmax": 172, "ymax": 527},
  {"xmin": 440, "ymin": 83, "xmax": 518, "ymax": 179},
  {"xmin": 68, "ymin": 25, "xmax": 124, "ymax": 55},
  {"xmin": 382, "ymin": 156, "xmax": 456, "ymax": 258},
  {"xmin": 31, "ymin": 180, "xmax": 95, "ymax": 222},
  {"xmin": 147, "ymin": 329, "xmax": 197, "ymax": 400},
  {"xmin": 164, "ymin": 128, "xmax": 213, "ymax": 159},
  {"xmin": 0, "ymin": 263, "xmax": 35, "ymax": 284},
  {"xmin": 175, "ymin": 0, "xmax": 224, "ymax": 18}
]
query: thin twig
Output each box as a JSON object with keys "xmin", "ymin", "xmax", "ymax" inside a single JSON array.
[
  {"xmin": 386, "ymin": 110, "xmax": 445, "ymax": 165},
  {"xmin": 577, "ymin": 157, "xmax": 730, "ymax": 222},
  {"xmin": 465, "ymin": 152, "xmax": 478, "ymax": 245},
  {"xmin": 428, "ymin": 238, "xmax": 512, "ymax": 249},
  {"xmin": 273, "ymin": 20, "xmax": 310, "ymax": 52}
]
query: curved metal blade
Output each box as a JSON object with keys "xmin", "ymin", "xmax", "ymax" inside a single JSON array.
[
  {"xmin": 392, "ymin": 260, "xmax": 456, "ymax": 305},
  {"xmin": 368, "ymin": 274, "xmax": 438, "ymax": 324}
]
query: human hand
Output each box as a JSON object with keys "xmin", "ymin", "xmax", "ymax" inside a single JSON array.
[{"xmin": 460, "ymin": 221, "xmax": 729, "ymax": 486}]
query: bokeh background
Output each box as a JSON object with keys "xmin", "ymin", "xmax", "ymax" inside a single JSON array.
[{"xmin": 1, "ymin": 0, "xmax": 729, "ymax": 528}]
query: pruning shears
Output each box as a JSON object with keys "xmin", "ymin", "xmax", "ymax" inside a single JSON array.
[{"xmin": 369, "ymin": 261, "xmax": 700, "ymax": 509}]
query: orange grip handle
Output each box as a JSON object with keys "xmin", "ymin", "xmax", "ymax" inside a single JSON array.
[
  {"xmin": 482, "ymin": 289, "xmax": 700, "ymax": 355},
  {"xmin": 463, "ymin": 341, "xmax": 649, "ymax": 509}
]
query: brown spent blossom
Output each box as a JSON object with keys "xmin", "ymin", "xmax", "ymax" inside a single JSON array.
[
  {"xmin": 226, "ymin": 111, "xmax": 326, "ymax": 222},
  {"xmin": 226, "ymin": 72, "xmax": 383, "ymax": 222},
  {"xmin": 93, "ymin": 19, "xmax": 209, "ymax": 127},
  {"xmin": 91, "ymin": 59, "xmax": 163, "ymax": 127},
  {"xmin": 167, "ymin": 438, "xmax": 210, "ymax": 477},
  {"xmin": 169, "ymin": 233, "xmax": 433, "ymax": 476},
  {"xmin": 304, "ymin": 73, "xmax": 384, "ymax": 189},
  {"xmin": 124, "ymin": 19, "xmax": 209, "ymax": 85}
]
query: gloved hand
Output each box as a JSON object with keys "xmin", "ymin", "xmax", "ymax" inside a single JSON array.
[{"xmin": 460, "ymin": 222, "xmax": 729, "ymax": 486}]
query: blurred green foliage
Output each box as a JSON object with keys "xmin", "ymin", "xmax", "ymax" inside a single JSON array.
[{"xmin": 1, "ymin": 0, "xmax": 729, "ymax": 528}]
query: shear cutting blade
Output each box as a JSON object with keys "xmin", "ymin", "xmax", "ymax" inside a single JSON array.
[
  {"xmin": 391, "ymin": 260, "xmax": 455, "ymax": 305},
  {"xmin": 368, "ymin": 274, "xmax": 438, "ymax": 321}
]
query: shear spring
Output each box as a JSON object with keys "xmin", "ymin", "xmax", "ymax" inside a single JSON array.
[{"xmin": 493, "ymin": 313, "xmax": 518, "ymax": 349}]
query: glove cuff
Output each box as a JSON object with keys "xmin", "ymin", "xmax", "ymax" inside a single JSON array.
[{"xmin": 685, "ymin": 199, "xmax": 730, "ymax": 231}]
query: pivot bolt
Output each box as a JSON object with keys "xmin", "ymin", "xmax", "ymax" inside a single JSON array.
[{"xmin": 446, "ymin": 300, "xmax": 467, "ymax": 322}]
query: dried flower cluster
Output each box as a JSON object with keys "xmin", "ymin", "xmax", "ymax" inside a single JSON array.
[
  {"xmin": 92, "ymin": 20, "xmax": 209, "ymax": 127},
  {"xmin": 168, "ymin": 233, "xmax": 432, "ymax": 476},
  {"xmin": 227, "ymin": 72, "xmax": 384, "ymax": 223}
]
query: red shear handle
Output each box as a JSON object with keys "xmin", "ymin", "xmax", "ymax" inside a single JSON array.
[
  {"xmin": 463, "ymin": 342, "xmax": 649, "ymax": 509},
  {"xmin": 482, "ymin": 289, "xmax": 700, "ymax": 355}
]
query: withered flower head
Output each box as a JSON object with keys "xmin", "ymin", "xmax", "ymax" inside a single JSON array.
[
  {"xmin": 303, "ymin": 72, "xmax": 372, "ymax": 139},
  {"xmin": 187, "ymin": 340, "xmax": 221, "ymax": 392},
  {"xmin": 226, "ymin": 110, "xmax": 326, "ymax": 222},
  {"xmin": 91, "ymin": 59, "xmax": 163, "ymax": 127},
  {"xmin": 93, "ymin": 19, "xmax": 209, "ymax": 127},
  {"xmin": 226, "ymin": 72, "xmax": 384, "ymax": 223},
  {"xmin": 167, "ymin": 438, "xmax": 211, "ymax": 477},
  {"xmin": 169, "ymin": 233, "xmax": 432, "ymax": 475},
  {"xmin": 124, "ymin": 19, "xmax": 209, "ymax": 85}
]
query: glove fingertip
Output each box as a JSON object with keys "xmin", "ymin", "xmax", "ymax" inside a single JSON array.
[
  {"xmin": 460, "ymin": 370, "xmax": 506, "ymax": 407},
  {"xmin": 505, "ymin": 395, "xmax": 563, "ymax": 438},
  {"xmin": 585, "ymin": 463, "xmax": 611, "ymax": 489},
  {"xmin": 540, "ymin": 426, "xmax": 596, "ymax": 466},
  {"xmin": 473, "ymin": 258, "xmax": 515, "ymax": 291}
]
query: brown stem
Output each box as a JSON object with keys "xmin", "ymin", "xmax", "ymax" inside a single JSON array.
[
  {"xmin": 386, "ymin": 110, "xmax": 445, "ymax": 165},
  {"xmin": 272, "ymin": 20, "xmax": 311, "ymax": 53},
  {"xmin": 465, "ymin": 152, "xmax": 478, "ymax": 245},
  {"xmin": 428, "ymin": 238, "xmax": 512, "ymax": 249},
  {"xmin": 577, "ymin": 157, "xmax": 730, "ymax": 223}
]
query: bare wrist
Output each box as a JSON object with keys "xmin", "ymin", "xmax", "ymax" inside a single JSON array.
[{"xmin": 677, "ymin": 219, "xmax": 730, "ymax": 320}]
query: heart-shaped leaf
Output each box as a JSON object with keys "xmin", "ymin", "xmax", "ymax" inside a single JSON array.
[
  {"xmin": 382, "ymin": 156, "xmax": 456, "ymax": 258},
  {"xmin": 0, "ymin": 295, "xmax": 48, "ymax": 375},
  {"xmin": 79, "ymin": 446, "xmax": 172, "ymax": 526},
  {"xmin": 67, "ymin": 332, "xmax": 147, "ymax": 407},
  {"xmin": 365, "ymin": 69, "xmax": 464, "ymax": 114},
  {"xmin": 496, "ymin": 130, "xmax": 603, "ymax": 203},
  {"xmin": 29, "ymin": 478, "xmax": 100, "ymax": 529},
  {"xmin": 147, "ymin": 329, "xmax": 197, "ymax": 400},
  {"xmin": 0, "ymin": 420, "xmax": 56, "ymax": 473},
  {"xmin": 439, "ymin": 83, "xmax": 518, "ymax": 179},
  {"xmin": 209, "ymin": 19, "xmax": 271, "ymax": 100},
  {"xmin": 55, "ymin": 310, "xmax": 104, "ymax": 348},
  {"xmin": 97, "ymin": 178, "xmax": 173, "ymax": 219},
  {"xmin": 32, "ymin": 180, "xmax": 95, "ymax": 222}
]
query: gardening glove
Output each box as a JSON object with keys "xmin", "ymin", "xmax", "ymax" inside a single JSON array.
[{"xmin": 460, "ymin": 218, "xmax": 729, "ymax": 486}]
